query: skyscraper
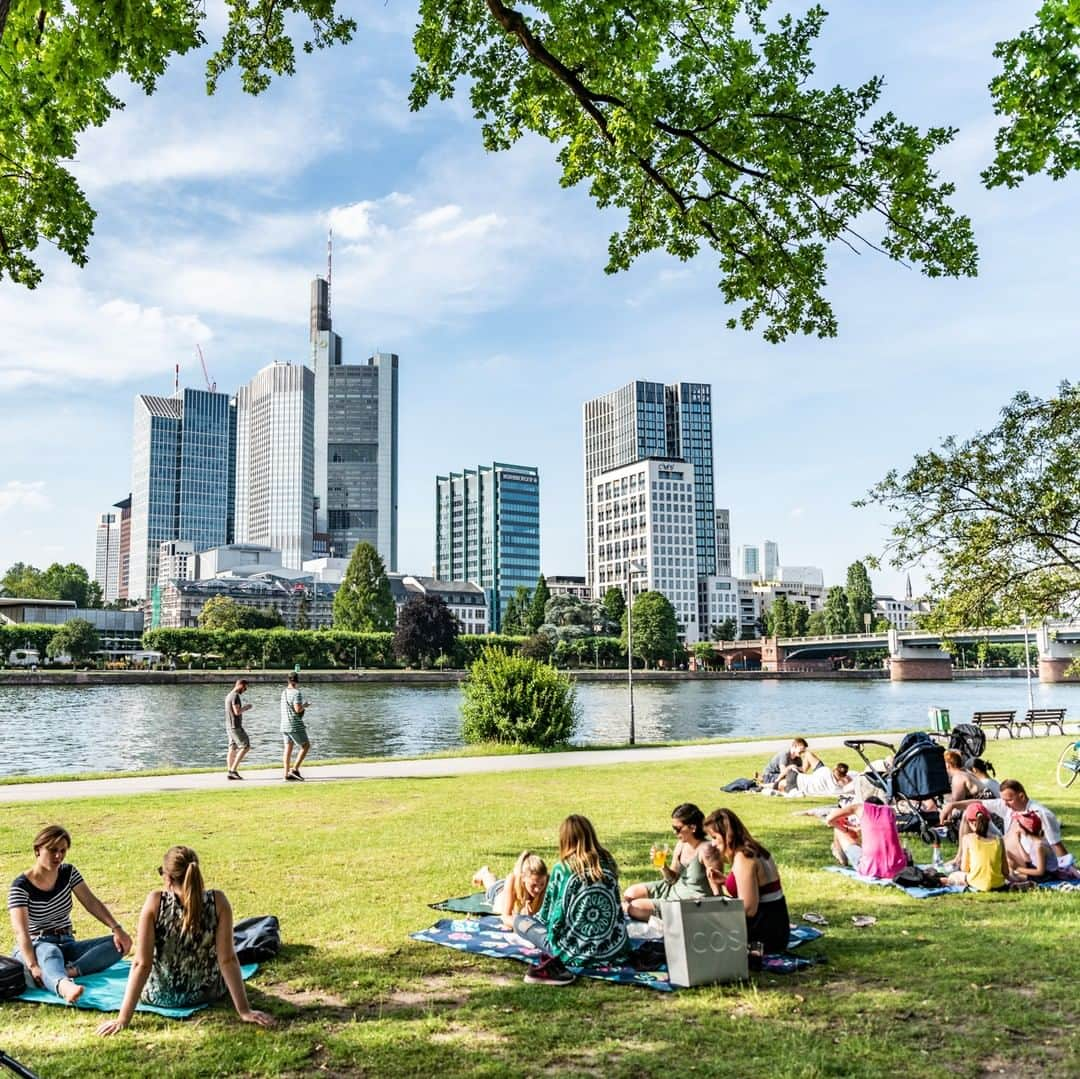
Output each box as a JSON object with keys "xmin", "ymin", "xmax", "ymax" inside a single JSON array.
[
  {"xmin": 739, "ymin": 545, "xmax": 761, "ymax": 579},
  {"xmin": 94, "ymin": 511, "xmax": 121, "ymax": 603},
  {"xmin": 235, "ymin": 362, "xmax": 315, "ymax": 569},
  {"xmin": 435, "ymin": 463, "xmax": 540, "ymax": 631},
  {"xmin": 310, "ymin": 275, "xmax": 398, "ymax": 568},
  {"xmin": 128, "ymin": 388, "xmax": 235, "ymax": 601},
  {"xmin": 114, "ymin": 495, "xmax": 132, "ymax": 599},
  {"xmin": 583, "ymin": 380, "xmax": 715, "ymax": 591},
  {"xmin": 763, "ymin": 540, "xmax": 780, "ymax": 581},
  {"xmin": 715, "ymin": 508, "xmax": 731, "ymax": 576}
]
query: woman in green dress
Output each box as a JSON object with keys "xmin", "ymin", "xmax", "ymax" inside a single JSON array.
[{"xmin": 623, "ymin": 803, "xmax": 713, "ymax": 921}]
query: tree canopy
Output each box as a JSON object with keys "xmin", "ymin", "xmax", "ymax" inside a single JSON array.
[
  {"xmin": 625, "ymin": 590, "xmax": 679, "ymax": 667},
  {"xmin": 197, "ymin": 594, "xmax": 282, "ymax": 630},
  {"xmin": 332, "ymin": 542, "xmax": 396, "ymax": 632},
  {"xmin": 32, "ymin": 0, "xmax": 1080, "ymax": 339},
  {"xmin": 46, "ymin": 617, "xmax": 99, "ymax": 663},
  {"xmin": 393, "ymin": 593, "xmax": 459, "ymax": 668},
  {"xmin": 1, "ymin": 560, "xmax": 92, "ymax": 607},
  {"xmin": 860, "ymin": 382, "xmax": 1080, "ymax": 630},
  {"xmin": 845, "ymin": 560, "xmax": 875, "ymax": 632}
]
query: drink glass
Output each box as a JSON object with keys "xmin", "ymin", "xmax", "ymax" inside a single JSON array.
[{"xmin": 651, "ymin": 844, "xmax": 669, "ymax": 869}]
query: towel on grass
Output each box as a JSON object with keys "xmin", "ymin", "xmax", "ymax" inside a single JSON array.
[
  {"xmin": 823, "ymin": 864, "xmax": 965, "ymax": 899},
  {"xmin": 411, "ymin": 916, "xmax": 822, "ymax": 990},
  {"xmin": 17, "ymin": 960, "xmax": 259, "ymax": 1017}
]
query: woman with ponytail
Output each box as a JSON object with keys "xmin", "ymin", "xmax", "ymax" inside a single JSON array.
[{"xmin": 97, "ymin": 846, "xmax": 273, "ymax": 1035}]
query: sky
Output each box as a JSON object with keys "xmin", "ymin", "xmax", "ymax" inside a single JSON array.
[{"xmin": 0, "ymin": 1, "xmax": 1075, "ymax": 598}]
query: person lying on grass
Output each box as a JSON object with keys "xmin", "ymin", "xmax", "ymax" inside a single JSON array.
[
  {"xmin": 622, "ymin": 803, "xmax": 712, "ymax": 921},
  {"xmin": 764, "ymin": 762, "xmax": 853, "ymax": 798},
  {"xmin": 473, "ymin": 852, "xmax": 549, "ymax": 929},
  {"xmin": 512, "ymin": 815, "xmax": 631, "ymax": 987},
  {"xmin": 945, "ymin": 803, "xmax": 1007, "ymax": 892},
  {"xmin": 9, "ymin": 824, "xmax": 132, "ymax": 1004},
  {"xmin": 97, "ymin": 845, "xmax": 274, "ymax": 1035},
  {"xmin": 825, "ymin": 797, "xmax": 908, "ymax": 881}
]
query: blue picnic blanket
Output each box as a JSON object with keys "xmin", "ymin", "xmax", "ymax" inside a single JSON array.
[
  {"xmin": 824, "ymin": 865, "xmax": 1080, "ymax": 898},
  {"xmin": 17, "ymin": 960, "xmax": 259, "ymax": 1017},
  {"xmin": 411, "ymin": 916, "xmax": 822, "ymax": 990}
]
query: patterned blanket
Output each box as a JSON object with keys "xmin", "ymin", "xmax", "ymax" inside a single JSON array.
[
  {"xmin": 824, "ymin": 864, "xmax": 1080, "ymax": 898},
  {"xmin": 411, "ymin": 915, "xmax": 823, "ymax": 991}
]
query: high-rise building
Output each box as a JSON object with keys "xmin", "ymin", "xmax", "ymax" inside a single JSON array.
[
  {"xmin": 583, "ymin": 380, "xmax": 715, "ymax": 592},
  {"xmin": 310, "ymin": 275, "xmax": 398, "ymax": 568},
  {"xmin": 763, "ymin": 540, "xmax": 780, "ymax": 581},
  {"xmin": 738, "ymin": 545, "xmax": 761, "ymax": 579},
  {"xmin": 94, "ymin": 511, "xmax": 121, "ymax": 603},
  {"xmin": 592, "ymin": 457, "xmax": 700, "ymax": 643},
  {"xmin": 128, "ymin": 388, "xmax": 235, "ymax": 601},
  {"xmin": 435, "ymin": 463, "xmax": 540, "ymax": 631},
  {"xmin": 715, "ymin": 508, "xmax": 731, "ymax": 576},
  {"xmin": 235, "ymin": 362, "xmax": 315, "ymax": 569},
  {"xmin": 114, "ymin": 495, "xmax": 132, "ymax": 600}
]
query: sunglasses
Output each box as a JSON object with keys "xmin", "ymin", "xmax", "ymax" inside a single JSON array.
[{"xmin": 672, "ymin": 823, "xmax": 686, "ymax": 834}]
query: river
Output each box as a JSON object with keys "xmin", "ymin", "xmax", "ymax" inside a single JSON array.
[{"xmin": 2, "ymin": 675, "xmax": 1076, "ymax": 778}]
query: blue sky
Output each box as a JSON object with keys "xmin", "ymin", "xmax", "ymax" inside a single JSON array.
[{"xmin": 0, "ymin": 1, "xmax": 1074, "ymax": 598}]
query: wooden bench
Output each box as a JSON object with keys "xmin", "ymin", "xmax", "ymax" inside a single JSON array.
[
  {"xmin": 972, "ymin": 710, "xmax": 1018, "ymax": 739},
  {"xmin": 1018, "ymin": 708, "xmax": 1067, "ymax": 737}
]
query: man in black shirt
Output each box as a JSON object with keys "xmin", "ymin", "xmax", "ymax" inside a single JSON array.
[{"xmin": 225, "ymin": 679, "xmax": 253, "ymax": 780}]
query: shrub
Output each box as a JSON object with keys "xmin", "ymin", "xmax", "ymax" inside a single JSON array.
[{"xmin": 461, "ymin": 647, "xmax": 578, "ymax": 748}]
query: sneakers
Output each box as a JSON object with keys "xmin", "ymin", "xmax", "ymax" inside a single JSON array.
[
  {"xmin": 471, "ymin": 865, "xmax": 490, "ymax": 889},
  {"xmin": 289, "ymin": 769, "xmax": 304, "ymax": 781},
  {"xmin": 285, "ymin": 772, "xmax": 302, "ymax": 782},
  {"xmin": 227, "ymin": 771, "xmax": 243, "ymax": 781},
  {"xmin": 523, "ymin": 958, "xmax": 574, "ymax": 986}
]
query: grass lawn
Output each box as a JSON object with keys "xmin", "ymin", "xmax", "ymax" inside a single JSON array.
[{"xmin": 0, "ymin": 736, "xmax": 1077, "ymax": 1078}]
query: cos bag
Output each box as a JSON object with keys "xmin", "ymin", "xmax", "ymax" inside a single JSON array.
[
  {"xmin": 660, "ymin": 896, "xmax": 748, "ymax": 987},
  {"xmin": 0, "ymin": 955, "xmax": 27, "ymax": 1001}
]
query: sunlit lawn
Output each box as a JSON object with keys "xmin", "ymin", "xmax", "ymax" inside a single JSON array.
[{"xmin": 0, "ymin": 735, "xmax": 1076, "ymax": 1077}]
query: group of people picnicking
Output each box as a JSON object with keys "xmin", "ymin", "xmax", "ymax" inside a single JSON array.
[
  {"xmin": 471, "ymin": 806, "xmax": 789, "ymax": 986},
  {"xmin": 7, "ymin": 825, "xmax": 274, "ymax": 1034}
]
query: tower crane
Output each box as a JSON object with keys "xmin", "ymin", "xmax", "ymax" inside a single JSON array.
[{"xmin": 195, "ymin": 345, "xmax": 216, "ymax": 393}]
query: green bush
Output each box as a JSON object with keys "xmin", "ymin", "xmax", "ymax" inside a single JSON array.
[{"xmin": 461, "ymin": 646, "xmax": 579, "ymax": 748}]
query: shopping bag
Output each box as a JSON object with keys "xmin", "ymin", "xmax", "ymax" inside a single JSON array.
[{"xmin": 660, "ymin": 896, "xmax": 748, "ymax": 987}]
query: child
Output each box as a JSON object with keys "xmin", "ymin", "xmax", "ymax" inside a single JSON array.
[
  {"xmin": 473, "ymin": 852, "xmax": 549, "ymax": 929},
  {"xmin": 946, "ymin": 803, "xmax": 1006, "ymax": 892},
  {"xmin": 1008, "ymin": 811, "xmax": 1058, "ymax": 882}
]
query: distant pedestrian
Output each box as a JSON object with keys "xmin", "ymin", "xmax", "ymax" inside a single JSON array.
[
  {"xmin": 224, "ymin": 679, "xmax": 253, "ymax": 780},
  {"xmin": 280, "ymin": 672, "xmax": 310, "ymax": 782}
]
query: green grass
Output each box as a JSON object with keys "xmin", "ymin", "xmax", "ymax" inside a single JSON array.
[{"xmin": 0, "ymin": 737, "xmax": 1077, "ymax": 1077}]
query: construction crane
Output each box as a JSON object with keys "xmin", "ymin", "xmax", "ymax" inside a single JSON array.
[{"xmin": 195, "ymin": 345, "xmax": 216, "ymax": 393}]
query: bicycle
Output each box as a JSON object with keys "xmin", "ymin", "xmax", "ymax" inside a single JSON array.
[{"xmin": 1056, "ymin": 739, "xmax": 1080, "ymax": 788}]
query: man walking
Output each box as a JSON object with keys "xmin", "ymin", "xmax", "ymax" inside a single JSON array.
[
  {"xmin": 225, "ymin": 678, "xmax": 253, "ymax": 780},
  {"xmin": 280, "ymin": 671, "xmax": 311, "ymax": 782}
]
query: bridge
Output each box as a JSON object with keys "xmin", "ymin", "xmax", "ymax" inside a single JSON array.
[{"xmin": 711, "ymin": 622, "xmax": 1080, "ymax": 682}]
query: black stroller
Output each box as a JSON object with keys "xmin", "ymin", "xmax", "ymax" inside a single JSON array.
[{"xmin": 844, "ymin": 731, "xmax": 951, "ymax": 844}]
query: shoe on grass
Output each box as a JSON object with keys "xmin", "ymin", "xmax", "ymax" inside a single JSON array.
[
  {"xmin": 285, "ymin": 773, "xmax": 301, "ymax": 782},
  {"xmin": 289, "ymin": 769, "xmax": 305, "ymax": 781},
  {"xmin": 524, "ymin": 958, "xmax": 574, "ymax": 986}
]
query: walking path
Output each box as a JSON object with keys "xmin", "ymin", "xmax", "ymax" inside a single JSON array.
[{"xmin": 0, "ymin": 734, "xmax": 875, "ymax": 804}]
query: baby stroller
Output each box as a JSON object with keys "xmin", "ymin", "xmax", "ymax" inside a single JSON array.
[{"xmin": 843, "ymin": 731, "xmax": 950, "ymax": 844}]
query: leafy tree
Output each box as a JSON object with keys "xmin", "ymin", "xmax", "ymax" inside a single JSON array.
[
  {"xmin": 499, "ymin": 585, "xmax": 531, "ymax": 634},
  {"xmin": 1, "ymin": 562, "xmax": 42, "ymax": 596},
  {"xmin": 3, "ymin": 1, "xmax": 984, "ymax": 342},
  {"xmin": 527, "ymin": 575, "xmax": 551, "ymax": 634},
  {"xmin": 543, "ymin": 593, "xmax": 591, "ymax": 628},
  {"xmin": 823, "ymin": 586, "xmax": 851, "ymax": 635},
  {"xmin": 806, "ymin": 610, "xmax": 828, "ymax": 636},
  {"xmin": 860, "ymin": 383, "xmax": 1080, "ymax": 628},
  {"xmin": 295, "ymin": 592, "xmax": 310, "ymax": 631},
  {"xmin": 0, "ymin": 561, "xmax": 90, "ymax": 605},
  {"xmin": 712, "ymin": 616, "xmax": 737, "ymax": 642},
  {"xmin": 767, "ymin": 594, "xmax": 794, "ymax": 637},
  {"xmin": 518, "ymin": 633, "xmax": 553, "ymax": 662},
  {"xmin": 692, "ymin": 641, "xmax": 717, "ymax": 670},
  {"xmin": 791, "ymin": 603, "xmax": 810, "ymax": 637},
  {"xmin": 846, "ymin": 560, "xmax": 876, "ymax": 633},
  {"xmin": 393, "ymin": 594, "xmax": 459, "ymax": 668},
  {"xmin": 198, "ymin": 596, "xmax": 283, "ymax": 630},
  {"xmin": 86, "ymin": 580, "xmax": 104, "ymax": 609},
  {"xmin": 624, "ymin": 590, "xmax": 679, "ymax": 668},
  {"xmin": 46, "ymin": 618, "xmax": 99, "ymax": 664},
  {"xmin": 333, "ymin": 543, "xmax": 396, "ymax": 632},
  {"xmin": 461, "ymin": 646, "xmax": 578, "ymax": 747},
  {"xmin": 602, "ymin": 586, "xmax": 626, "ymax": 625}
]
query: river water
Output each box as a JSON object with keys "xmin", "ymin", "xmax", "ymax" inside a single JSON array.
[{"xmin": 2, "ymin": 676, "xmax": 1076, "ymax": 778}]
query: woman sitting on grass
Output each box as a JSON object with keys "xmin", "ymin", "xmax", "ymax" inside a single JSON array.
[
  {"xmin": 945, "ymin": 803, "xmax": 1006, "ymax": 892},
  {"xmin": 1008, "ymin": 811, "xmax": 1058, "ymax": 882},
  {"xmin": 97, "ymin": 845, "xmax": 274, "ymax": 1035},
  {"xmin": 938, "ymin": 751, "xmax": 989, "ymax": 832},
  {"xmin": 825, "ymin": 797, "xmax": 908, "ymax": 881},
  {"xmin": 703, "ymin": 808, "xmax": 790, "ymax": 956},
  {"xmin": 512, "ymin": 815, "xmax": 630, "ymax": 987},
  {"xmin": 9, "ymin": 824, "xmax": 132, "ymax": 1003},
  {"xmin": 622, "ymin": 803, "xmax": 711, "ymax": 921},
  {"xmin": 473, "ymin": 852, "xmax": 549, "ymax": 929}
]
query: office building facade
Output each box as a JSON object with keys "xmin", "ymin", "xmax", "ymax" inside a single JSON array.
[
  {"xmin": 435, "ymin": 463, "xmax": 540, "ymax": 631},
  {"xmin": 114, "ymin": 495, "xmax": 132, "ymax": 600},
  {"xmin": 94, "ymin": 511, "xmax": 122, "ymax": 603},
  {"xmin": 715, "ymin": 508, "xmax": 731, "ymax": 577},
  {"xmin": 310, "ymin": 276, "xmax": 398, "ymax": 568},
  {"xmin": 763, "ymin": 540, "xmax": 780, "ymax": 581},
  {"xmin": 738, "ymin": 545, "xmax": 761, "ymax": 580},
  {"xmin": 235, "ymin": 362, "xmax": 315, "ymax": 569},
  {"xmin": 128, "ymin": 388, "xmax": 235, "ymax": 601},
  {"xmin": 592, "ymin": 457, "xmax": 699, "ymax": 644},
  {"xmin": 583, "ymin": 380, "xmax": 715, "ymax": 592}
]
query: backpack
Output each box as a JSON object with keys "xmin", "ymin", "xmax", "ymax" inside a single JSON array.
[
  {"xmin": 894, "ymin": 866, "xmax": 943, "ymax": 889},
  {"xmin": 721, "ymin": 778, "xmax": 759, "ymax": 793},
  {"xmin": 233, "ymin": 915, "xmax": 281, "ymax": 963},
  {"xmin": 0, "ymin": 955, "xmax": 26, "ymax": 1001}
]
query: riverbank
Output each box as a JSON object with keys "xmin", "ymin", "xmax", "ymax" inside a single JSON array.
[{"xmin": 0, "ymin": 665, "xmax": 1032, "ymax": 686}]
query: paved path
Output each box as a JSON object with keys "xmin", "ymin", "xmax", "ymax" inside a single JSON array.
[{"xmin": 0, "ymin": 734, "xmax": 875, "ymax": 804}]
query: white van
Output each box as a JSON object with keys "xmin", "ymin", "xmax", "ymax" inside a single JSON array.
[{"xmin": 8, "ymin": 648, "xmax": 41, "ymax": 667}]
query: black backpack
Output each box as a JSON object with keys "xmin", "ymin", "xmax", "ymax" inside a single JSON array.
[
  {"xmin": 233, "ymin": 915, "xmax": 281, "ymax": 963},
  {"xmin": 0, "ymin": 956, "xmax": 26, "ymax": 1001}
]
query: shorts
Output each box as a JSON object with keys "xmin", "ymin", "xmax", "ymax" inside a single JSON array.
[
  {"xmin": 227, "ymin": 723, "xmax": 250, "ymax": 750},
  {"xmin": 839, "ymin": 840, "xmax": 863, "ymax": 868},
  {"xmin": 485, "ymin": 879, "xmax": 506, "ymax": 907},
  {"xmin": 281, "ymin": 722, "xmax": 309, "ymax": 747}
]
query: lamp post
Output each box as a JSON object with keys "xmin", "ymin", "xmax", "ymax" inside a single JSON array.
[
  {"xmin": 625, "ymin": 559, "xmax": 647, "ymax": 746},
  {"xmin": 1021, "ymin": 612, "xmax": 1035, "ymax": 712}
]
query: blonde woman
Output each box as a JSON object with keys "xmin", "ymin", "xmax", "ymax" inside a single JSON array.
[
  {"xmin": 97, "ymin": 846, "xmax": 273, "ymax": 1035},
  {"xmin": 473, "ymin": 852, "xmax": 549, "ymax": 928}
]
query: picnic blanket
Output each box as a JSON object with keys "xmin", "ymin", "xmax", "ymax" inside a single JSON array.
[
  {"xmin": 824, "ymin": 865, "xmax": 1080, "ymax": 898},
  {"xmin": 17, "ymin": 960, "xmax": 259, "ymax": 1017},
  {"xmin": 412, "ymin": 915, "xmax": 823, "ymax": 990}
]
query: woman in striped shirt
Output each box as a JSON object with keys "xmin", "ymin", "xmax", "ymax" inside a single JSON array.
[{"xmin": 8, "ymin": 824, "xmax": 131, "ymax": 1003}]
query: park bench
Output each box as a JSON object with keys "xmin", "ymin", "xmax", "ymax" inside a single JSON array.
[
  {"xmin": 972, "ymin": 710, "xmax": 1018, "ymax": 739},
  {"xmin": 1018, "ymin": 708, "xmax": 1067, "ymax": 737}
]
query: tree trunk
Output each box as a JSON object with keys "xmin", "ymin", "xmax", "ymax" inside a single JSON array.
[{"xmin": 0, "ymin": 0, "xmax": 10, "ymax": 44}]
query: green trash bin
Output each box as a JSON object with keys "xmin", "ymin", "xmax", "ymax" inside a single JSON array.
[{"xmin": 927, "ymin": 707, "xmax": 951, "ymax": 733}]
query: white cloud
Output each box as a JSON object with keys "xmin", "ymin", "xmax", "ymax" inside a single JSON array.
[
  {"xmin": 0, "ymin": 482, "xmax": 51, "ymax": 514},
  {"xmin": 411, "ymin": 205, "xmax": 463, "ymax": 231}
]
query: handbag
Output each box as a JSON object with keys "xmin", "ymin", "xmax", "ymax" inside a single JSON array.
[
  {"xmin": 233, "ymin": 915, "xmax": 281, "ymax": 963},
  {"xmin": 660, "ymin": 896, "xmax": 748, "ymax": 987},
  {"xmin": 0, "ymin": 956, "xmax": 26, "ymax": 1002}
]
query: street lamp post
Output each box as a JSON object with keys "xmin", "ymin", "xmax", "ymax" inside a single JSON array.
[
  {"xmin": 1021, "ymin": 612, "xmax": 1035, "ymax": 712},
  {"xmin": 625, "ymin": 559, "xmax": 646, "ymax": 746}
]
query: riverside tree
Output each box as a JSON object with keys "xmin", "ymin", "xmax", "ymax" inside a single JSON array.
[
  {"xmin": 332, "ymin": 542, "xmax": 396, "ymax": 632},
  {"xmin": 527, "ymin": 574, "xmax": 551, "ymax": 634},
  {"xmin": 46, "ymin": 618, "xmax": 99, "ymax": 664},
  {"xmin": 393, "ymin": 594, "xmax": 459, "ymax": 668},
  {"xmin": 861, "ymin": 382, "xmax": 1080, "ymax": 629},
  {"xmin": 624, "ymin": 590, "xmax": 679, "ymax": 668},
  {"xmin": 846, "ymin": 561, "xmax": 875, "ymax": 633},
  {"xmin": 823, "ymin": 586, "xmax": 851, "ymax": 636}
]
